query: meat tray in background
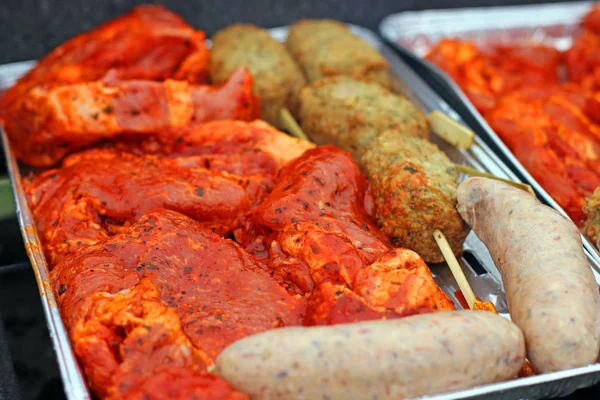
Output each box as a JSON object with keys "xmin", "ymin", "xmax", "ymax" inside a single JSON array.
[
  {"xmin": 2, "ymin": 23, "xmax": 600, "ymax": 400},
  {"xmin": 380, "ymin": 2, "xmax": 592, "ymax": 57},
  {"xmin": 379, "ymin": 1, "xmax": 600, "ymax": 266}
]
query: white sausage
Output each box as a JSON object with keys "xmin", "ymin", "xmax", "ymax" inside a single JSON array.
[
  {"xmin": 215, "ymin": 310, "xmax": 525, "ymax": 400},
  {"xmin": 457, "ymin": 177, "xmax": 600, "ymax": 372}
]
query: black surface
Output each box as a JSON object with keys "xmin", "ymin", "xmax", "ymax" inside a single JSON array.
[
  {"xmin": 0, "ymin": 312, "xmax": 20, "ymax": 400},
  {"xmin": 0, "ymin": 1, "xmax": 599, "ymax": 399},
  {"xmin": 0, "ymin": 263, "xmax": 64, "ymax": 400},
  {"xmin": 0, "ymin": 0, "xmax": 578, "ymax": 65}
]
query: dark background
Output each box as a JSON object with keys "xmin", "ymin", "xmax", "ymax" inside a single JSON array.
[
  {"xmin": 0, "ymin": 0, "xmax": 578, "ymax": 64},
  {"xmin": 0, "ymin": 0, "xmax": 596, "ymax": 399}
]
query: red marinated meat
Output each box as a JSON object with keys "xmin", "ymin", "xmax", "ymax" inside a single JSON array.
[
  {"xmin": 51, "ymin": 210, "xmax": 304, "ymax": 399},
  {"xmin": 425, "ymin": 9, "xmax": 600, "ymax": 225},
  {"xmin": 116, "ymin": 120, "xmax": 315, "ymax": 176},
  {"xmin": 23, "ymin": 121, "xmax": 315, "ymax": 267},
  {"xmin": 2, "ymin": 67, "xmax": 259, "ymax": 167},
  {"xmin": 0, "ymin": 5, "xmax": 260, "ymax": 167},
  {"xmin": 237, "ymin": 146, "xmax": 455, "ymax": 320},
  {"xmin": 24, "ymin": 148, "xmax": 258, "ymax": 266}
]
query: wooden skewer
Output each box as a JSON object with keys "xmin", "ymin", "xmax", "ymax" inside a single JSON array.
[
  {"xmin": 428, "ymin": 111, "xmax": 475, "ymax": 150},
  {"xmin": 279, "ymin": 108, "xmax": 309, "ymax": 141},
  {"xmin": 433, "ymin": 229, "xmax": 536, "ymax": 377},
  {"xmin": 433, "ymin": 229, "xmax": 478, "ymax": 309},
  {"xmin": 454, "ymin": 164, "xmax": 536, "ymax": 197},
  {"xmin": 428, "ymin": 113, "xmax": 535, "ymax": 196}
]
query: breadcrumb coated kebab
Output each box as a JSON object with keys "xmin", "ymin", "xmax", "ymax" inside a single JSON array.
[
  {"xmin": 210, "ymin": 24, "xmax": 306, "ymax": 129},
  {"xmin": 361, "ymin": 132, "xmax": 469, "ymax": 262},
  {"xmin": 298, "ymin": 75, "xmax": 430, "ymax": 159},
  {"xmin": 286, "ymin": 19, "xmax": 393, "ymax": 88}
]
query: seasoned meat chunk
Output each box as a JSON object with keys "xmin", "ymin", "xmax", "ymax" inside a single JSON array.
[
  {"xmin": 51, "ymin": 210, "xmax": 305, "ymax": 398},
  {"xmin": 237, "ymin": 146, "xmax": 454, "ymax": 317},
  {"xmin": 24, "ymin": 148, "xmax": 258, "ymax": 266},
  {"xmin": 3, "ymin": 67, "xmax": 259, "ymax": 166},
  {"xmin": 0, "ymin": 5, "xmax": 230, "ymax": 166}
]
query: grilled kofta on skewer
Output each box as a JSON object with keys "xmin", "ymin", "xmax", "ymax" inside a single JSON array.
[
  {"xmin": 286, "ymin": 19, "xmax": 393, "ymax": 88},
  {"xmin": 298, "ymin": 76, "xmax": 468, "ymax": 263},
  {"xmin": 210, "ymin": 24, "xmax": 306, "ymax": 129},
  {"xmin": 361, "ymin": 132, "xmax": 468, "ymax": 263},
  {"xmin": 298, "ymin": 75, "xmax": 429, "ymax": 158}
]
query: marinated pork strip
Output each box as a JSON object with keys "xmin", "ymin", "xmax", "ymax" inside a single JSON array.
[
  {"xmin": 0, "ymin": 5, "xmax": 213, "ymax": 167},
  {"xmin": 51, "ymin": 209, "xmax": 305, "ymax": 399},
  {"xmin": 215, "ymin": 311, "xmax": 525, "ymax": 400},
  {"xmin": 5, "ymin": 67, "xmax": 260, "ymax": 167},
  {"xmin": 361, "ymin": 132, "xmax": 469, "ymax": 263},
  {"xmin": 118, "ymin": 120, "xmax": 315, "ymax": 176},
  {"xmin": 298, "ymin": 75, "xmax": 429, "ymax": 159},
  {"xmin": 286, "ymin": 19, "xmax": 392, "ymax": 88},
  {"xmin": 71, "ymin": 279, "xmax": 248, "ymax": 400},
  {"xmin": 0, "ymin": 5, "xmax": 210, "ymax": 110},
  {"xmin": 457, "ymin": 177, "xmax": 600, "ymax": 372},
  {"xmin": 210, "ymin": 24, "xmax": 306, "ymax": 129},
  {"xmin": 24, "ymin": 148, "xmax": 259, "ymax": 267}
]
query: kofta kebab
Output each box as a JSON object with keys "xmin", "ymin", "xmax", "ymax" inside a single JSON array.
[{"xmin": 1, "ymin": 5, "xmax": 599, "ymax": 400}]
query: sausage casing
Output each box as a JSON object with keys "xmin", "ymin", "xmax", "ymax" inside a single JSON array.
[
  {"xmin": 210, "ymin": 24, "xmax": 306, "ymax": 129},
  {"xmin": 457, "ymin": 177, "xmax": 600, "ymax": 372},
  {"xmin": 215, "ymin": 310, "xmax": 525, "ymax": 400}
]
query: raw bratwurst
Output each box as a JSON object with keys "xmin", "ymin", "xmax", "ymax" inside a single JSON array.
[
  {"xmin": 457, "ymin": 177, "xmax": 600, "ymax": 372},
  {"xmin": 215, "ymin": 310, "xmax": 525, "ymax": 400}
]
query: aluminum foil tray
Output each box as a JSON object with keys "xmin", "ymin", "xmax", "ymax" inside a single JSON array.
[
  {"xmin": 379, "ymin": 1, "xmax": 600, "ymax": 268},
  {"xmin": 2, "ymin": 24, "xmax": 600, "ymax": 400}
]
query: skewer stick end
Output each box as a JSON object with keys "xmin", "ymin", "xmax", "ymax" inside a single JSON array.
[
  {"xmin": 454, "ymin": 163, "xmax": 536, "ymax": 198},
  {"xmin": 279, "ymin": 108, "xmax": 309, "ymax": 142},
  {"xmin": 428, "ymin": 111, "xmax": 475, "ymax": 149},
  {"xmin": 432, "ymin": 229, "xmax": 477, "ymax": 309}
]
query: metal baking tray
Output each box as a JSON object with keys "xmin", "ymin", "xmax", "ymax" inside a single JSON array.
[
  {"xmin": 2, "ymin": 24, "xmax": 600, "ymax": 400},
  {"xmin": 379, "ymin": 2, "xmax": 600, "ymax": 267}
]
